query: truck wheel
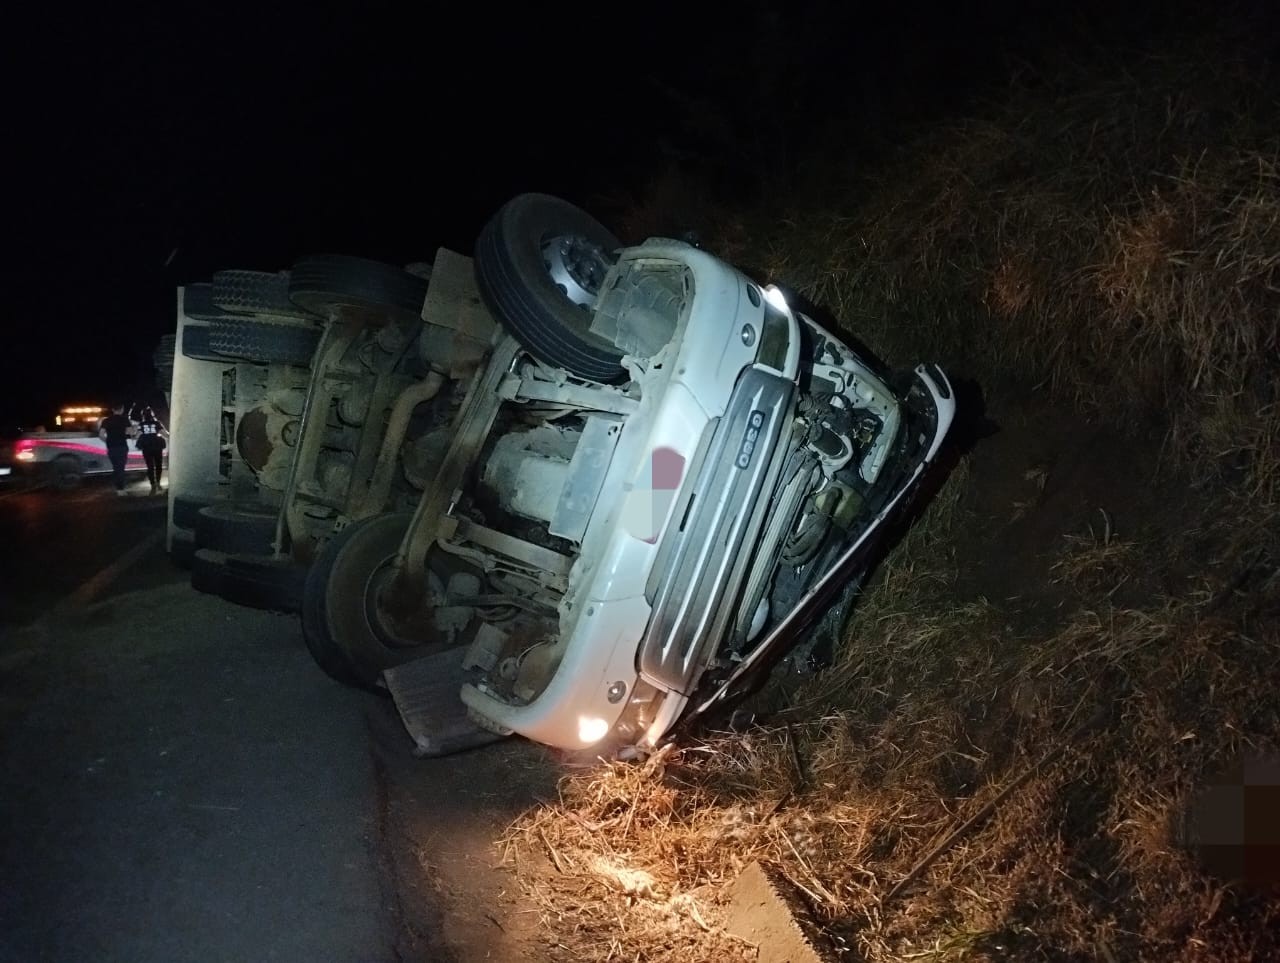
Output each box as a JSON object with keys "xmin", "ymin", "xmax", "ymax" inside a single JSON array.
[
  {"xmin": 180, "ymin": 324, "xmax": 223, "ymax": 362},
  {"xmin": 51, "ymin": 454, "xmax": 83, "ymax": 491},
  {"xmin": 207, "ymin": 317, "xmax": 322, "ymax": 366},
  {"xmin": 288, "ymin": 255, "xmax": 429, "ymax": 326},
  {"xmin": 194, "ymin": 502, "xmax": 279, "ymax": 555},
  {"xmin": 301, "ymin": 513, "xmax": 440, "ymax": 689},
  {"xmin": 211, "ymin": 270, "xmax": 317, "ymax": 320},
  {"xmin": 218, "ymin": 553, "xmax": 308, "ymax": 613},
  {"xmin": 190, "ymin": 548, "xmax": 305, "ymax": 612},
  {"xmin": 154, "ymin": 333, "xmax": 176, "ymax": 390},
  {"xmin": 182, "ymin": 283, "xmax": 237, "ymax": 322},
  {"xmin": 172, "ymin": 494, "xmax": 215, "ymax": 529},
  {"xmin": 170, "ymin": 526, "xmax": 196, "ymax": 569},
  {"xmin": 474, "ymin": 193, "xmax": 623, "ymax": 383},
  {"xmin": 191, "ymin": 548, "xmax": 228, "ymax": 597}
]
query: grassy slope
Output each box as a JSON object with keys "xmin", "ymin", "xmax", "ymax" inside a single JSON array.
[{"xmin": 504, "ymin": 29, "xmax": 1280, "ymax": 963}]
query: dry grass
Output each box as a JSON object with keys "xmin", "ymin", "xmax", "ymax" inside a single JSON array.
[
  {"xmin": 503, "ymin": 471, "xmax": 1280, "ymax": 961},
  {"xmin": 718, "ymin": 40, "xmax": 1280, "ymax": 531},
  {"xmin": 499, "ymin": 30, "xmax": 1280, "ymax": 963},
  {"xmin": 1048, "ymin": 510, "xmax": 1136, "ymax": 598}
]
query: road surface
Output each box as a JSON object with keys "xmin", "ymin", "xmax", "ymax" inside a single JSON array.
[{"xmin": 0, "ymin": 477, "xmax": 555, "ymax": 962}]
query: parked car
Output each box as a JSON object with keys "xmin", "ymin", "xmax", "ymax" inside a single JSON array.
[
  {"xmin": 0, "ymin": 427, "xmax": 16, "ymax": 484},
  {"xmin": 2, "ymin": 410, "xmax": 157, "ymax": 490},
  {"xmin": 293, "ymin": 193, "xmax": 957, "ymax": 755}
]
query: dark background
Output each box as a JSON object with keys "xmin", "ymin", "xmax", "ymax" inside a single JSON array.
[{"xmin": 3, "ymin": 1, "xmax": 1267, "ymax": 428}]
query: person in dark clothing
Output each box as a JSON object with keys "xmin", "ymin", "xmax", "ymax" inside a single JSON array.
[
  {"xmin": 135, "ymin": 406, "xmax": 168, "ymax": 494},
  {"xmin": 98, "ymin": 403, "xmax": 133, "ymax": 495}
]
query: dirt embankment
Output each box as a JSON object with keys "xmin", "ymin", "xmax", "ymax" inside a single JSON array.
[
  {"xmin": 498, "ymin": 389, "xmax": 1277, "ymax": 962},
  {"xmin": 494, "ymin": 27, "xmax": 1280, "ymax": 963}
]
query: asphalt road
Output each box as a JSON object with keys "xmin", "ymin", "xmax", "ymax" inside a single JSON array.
[
  {"xmin": 0, "ymin": 474, "xmax": 178, "ymax": 627},
  {"xmin": 0, "ymin": 478, "xmax": 556, "ymax": 962}
]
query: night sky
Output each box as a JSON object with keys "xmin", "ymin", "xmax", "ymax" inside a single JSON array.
[{"xmin": 5, "ymin": 1, "xmax": 1260, "ymax": 428}]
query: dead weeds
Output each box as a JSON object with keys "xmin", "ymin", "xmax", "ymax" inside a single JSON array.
[
  {"xmin": 503, "ymin": 459, "xmax": 1279, "ymax": 960},
  {"xmin": 498, "ymin": 30, "xmax": 1280, "ymax": 963}
]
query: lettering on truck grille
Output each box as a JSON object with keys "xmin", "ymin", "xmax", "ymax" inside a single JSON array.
[{"xmin": 736, "ymin": 411, "xmax": 766, "ymax": 469}]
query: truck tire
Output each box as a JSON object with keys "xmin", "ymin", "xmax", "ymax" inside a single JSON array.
[
  {"xmin": 172, "ymin": 494, "xmax": 216, "ymax": 529},
  {"xmin": 191, "ymin": 548, "xmax": 228, "ymax": 597},
  {"xmin": 474, "ymin": 193, "xmax": 623, "ymax": 383},
  {"xmin": 218, "ymin": 553, "xmax": 308, "ymax": 613},
  {"xmin": 194, "ymin": 502, "xmax": 279, "ymax": 555},
  {"xmin": 288, "ymin": 255, "xmax": 429, "ymax": 327},
  {"xmin": 182, "ymin": 283, "xmax": 238, "ymax": 322},
  {"xmin": 301, "ymin": 512, "xmax": 432, "ymax": 689},
  {"xmin": 50, "ymin": 454, "xmax": 83, "ymax": 491},
  {"xmin": 300, "ymin": 534, "xmax": 365, "ymax": 689},
  {"xmin": 207, "ymin": 317, "xmax": 322, "ymax": 366},
  {"xmin": 170, "ymin": 526, "xmax": 196, "ymax": 569},
  {"xmin": 154, "ymin": 334, "xmax": 176, "ymax": 390},
  {"xmin": 154, "ymin": 333, "xmax": 176, "ymax": 364},
  {"xmin": 211, "ymin": 270, "xmax": 317, "ymax": 320},
  {"xmin": 180, "ymin": 324, "xmax": 223, "ymax": 362}
]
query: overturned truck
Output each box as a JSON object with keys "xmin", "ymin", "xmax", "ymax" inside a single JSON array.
[{"xmin": 165, "ymin": 194, "xmax": 956, "ymax": 756}]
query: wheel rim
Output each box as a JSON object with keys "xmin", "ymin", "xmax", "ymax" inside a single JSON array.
[
  {"xmin": 327, "ymin": 545, "xmax": 415, "ymax": 654},
  {"xmin": 314, "ymin": 512, "xmax": 452, "ymax": 686},
  {"xmin": 474, "ymin": 192, "xmax": 626, "ymax": 382},
  {"xmin": 541, "ymin": 233, "xmax": 610, "ymax": 310},
  {"xmin": 361, "ymin": 557, "xmax": 442, "ymax": 650}
]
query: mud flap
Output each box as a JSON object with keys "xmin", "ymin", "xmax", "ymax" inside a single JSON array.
[{"xmin": 382, "ymin": 649, "xmax": 509, "ymax": 757}]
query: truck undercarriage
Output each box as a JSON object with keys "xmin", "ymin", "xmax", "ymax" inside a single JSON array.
[{"xmin": 161, "ymin": 194, "xmax": 956, "ymax": 757}]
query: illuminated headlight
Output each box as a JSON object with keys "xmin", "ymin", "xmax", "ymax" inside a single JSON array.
[
  {"xmin": 0, "ymin": 466, "xmax": 10, "ymax": 476},
  {"xmin": 763, "ymin": 285, "xmax": 789, "ymax": 310},
  {"xmin": 16, "ymin": 451, "xmax": 35, "ymax": 462},
  {"xmin": 577, "ymin": 716, "xmax": 610, "ymax": 745},
  {"xmin": 757, "ymin": 301, "xmax": 791, "ymax": 371}
]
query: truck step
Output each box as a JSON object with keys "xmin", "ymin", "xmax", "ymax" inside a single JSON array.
[{"xmin": 383, "ymin": 650, "xmax": 508, "ymax": 757}]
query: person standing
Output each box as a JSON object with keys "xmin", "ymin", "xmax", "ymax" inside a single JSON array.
[
  {"xmin": 135, "ymin": 406, "xmax": 168, "ymax": 495},
  {"xmin": 98, "ymin": 403, "xmax": 133, "ymax": 496}
]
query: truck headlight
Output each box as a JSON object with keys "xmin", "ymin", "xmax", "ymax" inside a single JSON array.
[{"xmin": 757, "ymin": 301, "xmax": 791, "ymax": 371}]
